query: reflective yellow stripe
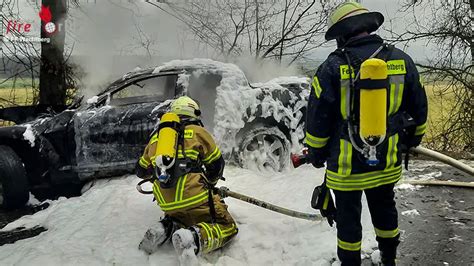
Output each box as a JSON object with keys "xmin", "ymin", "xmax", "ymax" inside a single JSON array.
[
  {"xmin": 198, "ymin": 222, "xmax": 213, "ymax": 252},
  {"xmin": 340, "ymin": 65, "xmax": 355, "ymax": 80},
  {"xmin": 174, "ymin": 175, "xmax": 187, "ymax": 202},
  {"xmin": 159, "ymin": 191, "xmax": 208, "ymax": 211},
  {"xmin": 340, "ymin": 81, "xmax": 350, "ymax": 119},
  {"xmin": 202, "ymin": 223, "xmax": 214, "ymax": 251},
  {"xmin": 385, "ymin": 134, "xmax": 399, "ymax": 169},
  {"xmin": 203, "ymin": 147, "xmax": 221, "ymax": 164},
  {"xmin": 388, "ymin": 75, "xmax": 405, "ymax": 115},
  {"xmin": 139, "ymin": 156, "xmax": 150, "ymax": 168},
  {"xmin": 214, "ymin": 225, "xmax": 223, "ymax": 248},
  {"xmin": 312, "ymin": 76, "xmax": 322, "ymax": 98},
  {"xmin": 337, "ymin": 139, "xmax": 352, "ymax": 176},
  {"xmin": 150, "ymin": 155, "xmax": 157, "ymax": 167},
  {"xmin": 305, "ymin": 132, "xmax": 329, "ymax": 148},
  {"xmin": 374, "ymin": 227, "xmax": 399, "ymax": 238},
  {"xmin": 387, "ymin": 60, "xmax": 406, "ymax": 75},
  {"xmin": 322, "ymin": 191, "xmax": 330, "ymax": 210},
  {"xmin": 149, "ymin": 133, "xmax": 159, "ymax": 144},
  {"xmin": 327, "ymin": 171, "xmax": 402, "ymax": 191},
  {"xmin": 153, "ymin": 181, "xmax": 166, "ymax": 205},
  {"xmin": 337, "ymin": 238, "xmax": 361, "ymax": 251},
  {"xmin": 388, "ymin": 83, "xmax": 396, "ymax": 115},
  {"xmin": 178, "ymin": 149, "xmax": 199, "ymax": 160},
  {"xmin": 328, "ymin": 165, "xmax": 402, "ymax": 182},
  {"xmin": 221, "ymin": 223, "xmax": 238, "ymax": 238},
  {"xmin": 415, "ymin": 122, "xmax": 426, "ymax": 136}
]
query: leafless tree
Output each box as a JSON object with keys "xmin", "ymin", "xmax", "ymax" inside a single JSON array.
[
  {"xmin": 386, "ymin": 0, "xmax": 473, "ymax": 154},
  {"xmin": 0, "ymin": 0, "xmax": 41, "ymax": 109},
  {"xmin": 147, "ymin": 0, "xmax": 338, "ymax": 65},
  {"xmin": 1, "ymin": 0, "xmax": 79, "ymax": 111}
]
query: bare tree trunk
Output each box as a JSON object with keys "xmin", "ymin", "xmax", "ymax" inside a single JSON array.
[
  {"xmin": 279, "ymin": 0, "xmax": 288, "ymax": 62},
  {"xmin": 254, "ymin": 0, "xmax": 260, "ymax": 59},
  {"xmin": 39, "ymin": 0, "xmax": 67, "ymax": 105}
]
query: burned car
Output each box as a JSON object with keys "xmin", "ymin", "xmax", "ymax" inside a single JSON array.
[{"xmin": 0, "ymin": 59, "xmax": 309, "ymax": 208}]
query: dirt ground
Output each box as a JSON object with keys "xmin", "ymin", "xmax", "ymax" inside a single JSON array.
[{"xmin": 0, "ymin": 162, "xmax": 472, "ymax": 265}]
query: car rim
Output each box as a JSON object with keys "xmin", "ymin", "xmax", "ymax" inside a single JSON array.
[{"xmin": 242, "ymin": 133, "xmax": 285, "ymax": 171}]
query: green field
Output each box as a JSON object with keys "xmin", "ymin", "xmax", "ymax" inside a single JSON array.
[
  {"xmin": 0, "ymin": 78, "xmax": 39, "ymax": 89},
  {"xmin": 0, "ymin": 87, "xmax": 37, "ymax": 107}
]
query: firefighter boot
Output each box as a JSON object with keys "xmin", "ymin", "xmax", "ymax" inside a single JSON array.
[
  {"xmin": 172, "ymin": 227, "xmax": 201, "ymax": 265},
  {"xmin": 378, "ymin": 234, "xmax": 400, "ymax": 266},
  {"xmin": 139, "ymin": 217, "xmax": 175, "ymax": 254}
]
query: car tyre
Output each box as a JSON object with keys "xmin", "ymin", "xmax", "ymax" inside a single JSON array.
[
  {"xmin": 0, "ymin": 145, "xmax": 29, "ymax": 209},
  {"xmin": 238, "ymin": 125, "xmax": 290, "ymax": 172}
]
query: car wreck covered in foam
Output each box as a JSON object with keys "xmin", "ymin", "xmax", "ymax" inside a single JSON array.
[{"xmin": 0, "ymin": 58, "xmax": 310, "ymax": 208}]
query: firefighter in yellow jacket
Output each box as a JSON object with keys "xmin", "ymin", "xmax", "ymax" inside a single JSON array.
[{"xmin": 136, "ymin": 96, "xmax": 238, "ymax": 257}]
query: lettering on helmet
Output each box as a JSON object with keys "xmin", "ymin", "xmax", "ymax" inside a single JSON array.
[
  {"xmin": 387, "ymin": 60, "xmax": 406, "ymax": 75},
  {"xmin": 184, "ymin": 129, "xmax": 194, "ymax": 139}
]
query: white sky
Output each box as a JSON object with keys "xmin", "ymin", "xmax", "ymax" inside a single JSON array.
[{"xmin": 1, "ymin": 0, "xmax": 433, "ymax": 61}]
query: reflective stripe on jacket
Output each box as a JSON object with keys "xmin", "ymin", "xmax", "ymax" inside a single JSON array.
[{"xmin": 139, "ymin": 124, "xmax": 223, "ymax": 213}]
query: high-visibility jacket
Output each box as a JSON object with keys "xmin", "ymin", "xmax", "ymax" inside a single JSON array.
[
  {"xmin": 306, "ymin": 35, "xmax": 428, "ymax": 191},
  {"xmin": 137, "ymin": 123, "xmax": 224, "ymax": 214}
]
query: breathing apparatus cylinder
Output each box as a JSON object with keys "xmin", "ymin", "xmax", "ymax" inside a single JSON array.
[
  {"xmin": 358, "ymin": 58, "xmax": 388, "ymax": 165},
  {"xmin": 154, "ymin": 112, "xmax": 180, "ymax": 183}
]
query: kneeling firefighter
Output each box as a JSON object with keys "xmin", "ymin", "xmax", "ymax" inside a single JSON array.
[
  {"xmin": 305, "ymin": 2, "xmax": 427, "ymax": 266},
  {"xmin": 136, "ymin": 96, "xmax": 238, "ymax": 257}
]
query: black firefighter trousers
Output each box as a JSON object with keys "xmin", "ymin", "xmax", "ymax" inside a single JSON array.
[{"xmin": 333, "ymin": 183, "xmax": 400, "ymax": 265}]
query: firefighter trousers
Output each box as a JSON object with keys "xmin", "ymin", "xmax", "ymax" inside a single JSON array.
[
  {"xmin": 333, "ymin": 183, "xmax": 400, "ymax": 265},
  {"xmin": 169, "ymin": 194, "xmax": 238, "ymax": 254}
]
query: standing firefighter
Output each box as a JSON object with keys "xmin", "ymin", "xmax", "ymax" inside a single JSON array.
[
  {"xmin": 306, "ymin": 2, "xmax": 427, "ymax": 265},
  {"xmin": 136, "ymin": 96, "xmax": 238, "ymax": 260}
]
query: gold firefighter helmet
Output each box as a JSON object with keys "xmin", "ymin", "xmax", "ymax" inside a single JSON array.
[
  {"xmin": 325, "ymin": 1, "xmax": 384, "ymax": 41},
  {"xmin": 171, "ymin": 96, "xmax": 201, "ymax": 118}
]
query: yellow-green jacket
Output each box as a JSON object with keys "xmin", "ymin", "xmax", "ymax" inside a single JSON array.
[{"xmin": 136, "ymin": 124, "xmax": 224, "ymax": 214}]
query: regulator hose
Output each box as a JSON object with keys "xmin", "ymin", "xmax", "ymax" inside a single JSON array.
[{"xmin": 136, "ymin": 178, "xmax": 154, "ymax": 194}]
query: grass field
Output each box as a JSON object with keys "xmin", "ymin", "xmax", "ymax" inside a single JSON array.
[
  {"xmin": 0, "ymin": 78, "xmax": 39, "ymax": 89},
  {"xmin": 0, "ymin": 87, "xmax": 37, "ymax": 108}
]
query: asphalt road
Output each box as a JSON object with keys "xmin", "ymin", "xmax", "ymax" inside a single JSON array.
[
  {"xmin": 0, "ymin": 161, "xmax": 472, "ymax": 265},
  {"xmin": 397, "ymin": 164, "xmax": 473, "ymax": 265}
]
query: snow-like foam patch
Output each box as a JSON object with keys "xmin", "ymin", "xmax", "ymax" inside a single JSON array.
[
  {"xmin": 22, "ymin": 124, "xmax": 35, "ymax": 147},
  {"xmin": 0, "ymin": 166, "xmax": 380, "ymax": 265},
  {"xmin": 86, "ymin": 95, "xmax": 99, "ymax": 104},
  {"xmin": 395, "ymin": 183, "xmax": 420, "ymax": 191},
  {"xmin": 401, "ymin": 209, "xmax": 420, "ymax": 217}
]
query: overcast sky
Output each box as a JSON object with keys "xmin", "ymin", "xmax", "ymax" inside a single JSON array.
[{"xmin": 2, "ymin": 0, "xmax": 432, "ymax": 60}]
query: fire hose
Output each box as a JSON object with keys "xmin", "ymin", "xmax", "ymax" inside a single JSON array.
[
  {"xmin": 136, "ymin": 178, "xmax": 322, "ymax": 221},
  {"xmin": 410, "ymin": 146, "xmax": 474, "ymax": 176}
]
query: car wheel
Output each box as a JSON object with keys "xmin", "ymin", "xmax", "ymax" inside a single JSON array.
[
  {"xmin": 238, "ymin": 126, "xmax": 290, "ymax": 172},
  {"xmin": 0, "ymin": 145, "xmax": 29, "ymax": 209}
]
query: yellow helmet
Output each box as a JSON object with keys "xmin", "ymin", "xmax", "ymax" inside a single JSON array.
[
  {"xmin": 325, "ymin": 1, "xmax": 384, "ymax": 41},
  {"xmin": 171, "ymin": 96, "xmax": 201, "ymax": 118}
]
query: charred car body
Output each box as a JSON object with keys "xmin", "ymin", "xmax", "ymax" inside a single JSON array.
[{"xmin": 0, "ymin": 59, "xmax": 309, "ymax": 208}]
